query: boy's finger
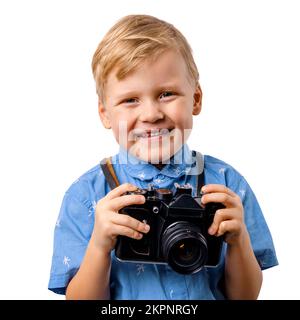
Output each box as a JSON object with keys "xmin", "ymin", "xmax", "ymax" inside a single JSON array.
[
  {"xmin": 109, "ymin": 194, "xmax": 146, "ymax": 211},
  {"xmin": 208, "ymin": 209, "xmax": 233, "ymax": 235},
  {"xmin": 105, "ymin": 183, "xmax": 139, "ymax": 200},
  {"xmin": 201, "ymin": 184, "xmax": 236, "ymax": 197},
  {"xmin": 216, "ymin": 220, "xmax": 240, "ymax": 237},
  {"xmin": 111, "ymin": 214, "xmax": 150, "ymax": 234},
  {"xmin": 201, "ymin": 192, "xmax": 239, "ymax": 208},
  {"xmin": 111, "ymin": 224, "xmax": 145, "ymax": 240}
]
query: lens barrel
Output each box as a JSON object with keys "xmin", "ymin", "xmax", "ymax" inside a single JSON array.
[{"xmin": 162, "ymin": 221, "xmax": 208, "ymax": 274}]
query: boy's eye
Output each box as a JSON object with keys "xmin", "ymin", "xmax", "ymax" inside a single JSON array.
[
  {"xmin": 160, "ymin": 91, "xmax": 174, "ymax": 99},
  {"xmin": 123, "ymin": 98, "xmax": 137, "ymax": 104}
]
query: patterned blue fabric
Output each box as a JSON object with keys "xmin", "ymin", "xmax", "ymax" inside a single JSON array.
[{"xmin": 48, "ymin": 143, "xmax": 278, "ymax": 299}]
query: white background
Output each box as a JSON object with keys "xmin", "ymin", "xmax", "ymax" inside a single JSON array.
[{"xmin": 0, "ymin": 0, "xmax": 299, "ymax": 299}]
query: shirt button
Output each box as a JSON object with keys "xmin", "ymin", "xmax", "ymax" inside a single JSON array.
[{"xmin": 153, "ymin": 175, "xmax": 164, "ymax": 185}]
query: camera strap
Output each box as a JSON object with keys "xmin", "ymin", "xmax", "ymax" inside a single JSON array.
[
  {"xmin": 100, "ymin": 151, "xmax": 205, "ymax": 195},
  {"xmin": 100, "ymin": 157, "xmax": 120, "ymax": 190},
  {"xmin": 194, "ymin": 151, "xmax": 204, "ymax": 197}
]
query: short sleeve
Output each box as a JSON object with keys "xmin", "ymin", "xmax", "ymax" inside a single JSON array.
[
  {"xmin": 228, "ymin": 172, "xmax": 278, "ymax": 270},
  {"xmin": 48, "ymin": 192, "xmax": 94, "ymax": 295}
]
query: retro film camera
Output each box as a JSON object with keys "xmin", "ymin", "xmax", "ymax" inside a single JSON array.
[{"xmin": 115, "ymin": 183, "xmax": 225, "ymax": 274}]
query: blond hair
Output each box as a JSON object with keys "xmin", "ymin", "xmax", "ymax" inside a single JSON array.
[{"xmin": 92, "ymin": 14, "xmax": 199, "ymax": 101}]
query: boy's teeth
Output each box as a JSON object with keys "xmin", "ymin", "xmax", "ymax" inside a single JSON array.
[
  {"xmin": 136, "ymin": 129, "xmax": 169, "ymax": 139},
  {"xmin": 160, "ymin": 128, "xmax": 170, "ymax": 135},
  {"xmin": 139, "ymin": 129, "xmax": 170, "ymax": 138},
  {"xmin": 148, "ymin": 131, "xmax": 159, "ymax": 137}
]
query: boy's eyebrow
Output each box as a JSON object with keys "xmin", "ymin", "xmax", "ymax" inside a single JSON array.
[
  {"xmin": 114, "ymin": 90, "xmax": 140, "ymax": 101},
  {"xmin": 155, "ymin": 84, "xmax": 182, "ymax": 91}
]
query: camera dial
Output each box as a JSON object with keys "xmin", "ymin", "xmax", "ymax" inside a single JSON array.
[
  {"xmin": 174, "ymin": 183, "xmax": 193, "ymax": 196},
  {"xmin": 125, "ymin": 188, "xmax": 147, "ymax": 196},
  {"xmin": 155, "ymin": 189, "xmax": 173, "ymax": 202}
]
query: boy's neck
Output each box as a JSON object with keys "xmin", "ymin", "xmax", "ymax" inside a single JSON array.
[{"xmin": 153, "ymin": 163, "xmax": 166, "ymax": 170}]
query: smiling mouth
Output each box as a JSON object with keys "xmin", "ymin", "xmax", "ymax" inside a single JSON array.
[{"xmin": 134, "ymin": 128, "xmax": 174, "ymax": 140}]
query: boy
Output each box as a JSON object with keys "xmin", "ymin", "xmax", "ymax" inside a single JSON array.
[{"xmin": 48, "ymin": 14, "xmax": 278, "ymax": 300}]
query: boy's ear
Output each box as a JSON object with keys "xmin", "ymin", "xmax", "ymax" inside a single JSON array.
[
  {"xmin": 192, "ymin": 83, "xmax": 202, "ymax": 115},
  {"xmin": 98, "ymin": 99, "xmax": 111, "ymax": 129}
]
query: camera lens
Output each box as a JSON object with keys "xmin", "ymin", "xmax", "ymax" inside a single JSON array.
[
  {"xmin": 162, "ymin": 222, "xmax": 207, "ymax": 274},
  {"xmin": 170, "ymin": 239, "xmax": 200, "ymax": 267}
]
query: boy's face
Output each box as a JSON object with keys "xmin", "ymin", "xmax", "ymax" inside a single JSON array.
[{"xmin": 98, "ymin": 50, "xmax": 202, "ymax": 164}]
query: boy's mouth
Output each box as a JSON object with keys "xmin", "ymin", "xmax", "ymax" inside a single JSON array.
[{"xmin": 133, "ymin": 128, "xmax": 173, "ymax": 140}]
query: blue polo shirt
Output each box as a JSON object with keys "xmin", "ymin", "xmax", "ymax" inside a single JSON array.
[{"xmin": 48, "ymin": 143, "xmax": 278, "ymax": 299}]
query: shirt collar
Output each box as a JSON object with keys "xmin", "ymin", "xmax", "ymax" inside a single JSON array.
[{"xmin": 117, "ymin": 143, "xmax": 196, "ymax": 181}]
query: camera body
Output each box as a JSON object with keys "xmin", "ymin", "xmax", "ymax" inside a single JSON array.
[{"xmin": 115, "ymin": 184, "xmax": 224, "ymax": 274}]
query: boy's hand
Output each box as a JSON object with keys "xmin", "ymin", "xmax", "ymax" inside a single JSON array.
[
  {"xmin": 91, "ymin": 183, "xmax": 150, "ymax": 254},
  {"xmin": 201, "ymin": 184, "xmax": 247, "ymax": 246}
]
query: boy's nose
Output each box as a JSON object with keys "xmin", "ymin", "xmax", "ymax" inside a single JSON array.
[{"xmin": 138, "ymin": 101, "xmax": 164, "ymax": 122}]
